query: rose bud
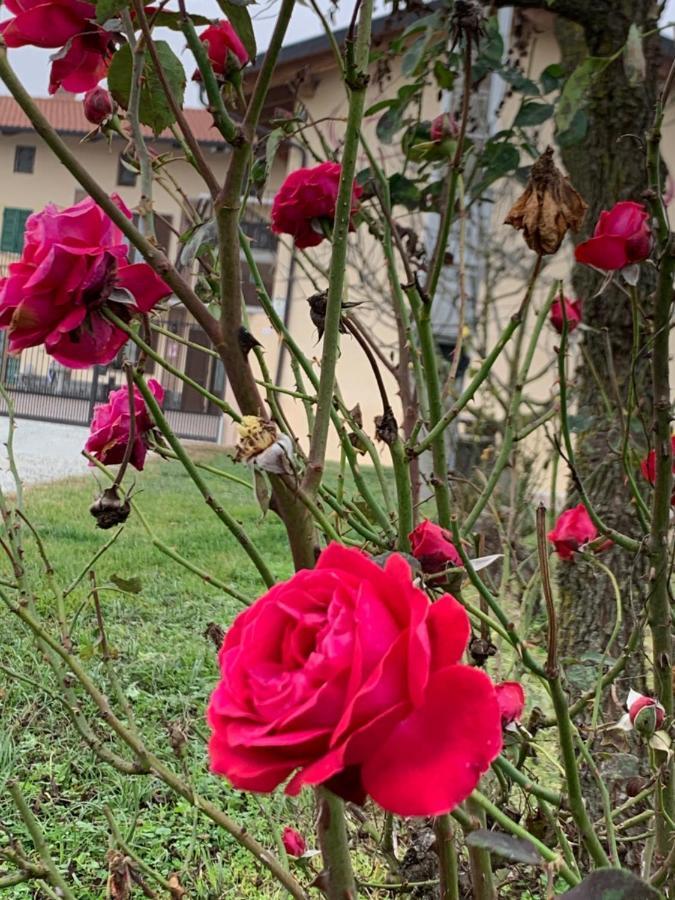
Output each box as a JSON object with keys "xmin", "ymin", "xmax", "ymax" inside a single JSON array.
[
  {"xmin": 550, "ymin": 297, "xmax": 582, "ymax": 334},
  {"xmin": 547, "ymin": 504, "xmax": 598, "ymax": 561},
  {"xmin": 505, "ymin": 146, "xmax": 587, "ymax": 255},
  {"xmin": 616, "ymin": 690, "xmax": 665, "ymax": 735},
  {"xmin": 192, "ymin": 19, "xmax": 249, "ymax": 82},
  {"xmin": 409, "ymin": 519, "xmax": 463, "ymax": 577},
  {"xmin": 495, "ymin": 682, "xmax": 525, "ymax": 731},
  {"xmin": 282, "ymin": 827, "xmax": 307, "ymax": 858},
  {"xmin": 83, "ymin": 86, "xmax": 114, "ymax": 126},
  {"xmin": 639, "ymin": 436, "xmax": 675, "ymax": 505},
  {"xmin": 430, "ymin": 112, "xmax": 460, "ymax": 143},
  {"xmin": 575, "ymin": 200, "xmax": 651, "ymax": 271}
]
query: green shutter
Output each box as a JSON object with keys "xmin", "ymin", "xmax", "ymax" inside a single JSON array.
[{"xmin": 1, "ymin": 208, "xmax": 32, "ymax": 253}]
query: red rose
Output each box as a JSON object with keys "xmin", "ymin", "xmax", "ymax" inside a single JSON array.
[
  {"xmin": 547, "ymin": 503, "xmax": 597, "ymax": 561},
  {"xmin": 409, "ymin": 519, "xmax": 463, "ymax": 575},
  {"xmin": 0, "ymin": 195, "xmax": 170, "ymax": 368},
  {"xmin": 550, "ymin": 297, "xmax": 582, "ymax": 334},
  {"xmin": 192, "ymin": 20, "xmax": 249, "ymax": 81},
  {"xmin": 495, "ymin": 682, "xmax": 525, "ymax": 728},
  {"xmin": 430, "ymin": 112, "xmax": 459, "ymax": 143},
  {"xmin": 628, "ymin": 694, "xmax": 665, "ymax": 730},
  {"xmin": 84, "ymin": 378, "xmax": 163, "ymax": 471},
  {"xmin": 640, "ymin": 436, "xmax": 675, "ymax": 505},
  {"xmin": 575, "ymin": 200, "xmax": 651, "ymax": 271},
  {"xmin": 83, "ymin": 85, "xmax": 114, "ymax": 126},
  {"xmin": 0, "ymin": 0, "xmax": 115, "ymax": 94},
  {"xmin": 281, "ymin": 827, "xmax": 306, "ymax": 858},
  {"xmin": 208, "ymin": 544, "xmax": 502, "ymax": 817},
  {"xmin": 271, "ymin": 162, "xmax": 363, "ymax": 249}
]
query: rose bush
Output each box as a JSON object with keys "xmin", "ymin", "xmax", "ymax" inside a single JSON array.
[
  {"xmin": 408, "ymin": 519, "xmax": 463, "ymax": 575},
  {"xmin": 192, "ymin": 19, "xmax": 249, "ymax": 81},
  {"xmin": 547, "ymin": 503, "xmax": 597, "ymax": 560},
  {"xmin": 575, "ymin": 200, "xmax": 651, "ymax": 270},
  {"xmin": 84, "ymin": 379, "xmax": 163, "ymax": 471},
  {"xmin": 550, "ymin": 296, "xmax": 582, "ymax": 334},
  {"xmin": 0, "ymin": 194, "xmax": 170, "ymax": 368},
  {"xmin": 271, "ymin": 162, "xmax": 363, "ymax": 249},
  {"xmin": 208, "ymin": 543, "xmax": 502, "ymax": 817},
  {"xmin": 0, "ymin": 0, "xmax": 115, "ymax": 93}
]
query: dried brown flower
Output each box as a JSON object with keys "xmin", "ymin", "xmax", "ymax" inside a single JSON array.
[{"xmin": 504, "ymin": 146, "xmax": 587, "ymax": 255}]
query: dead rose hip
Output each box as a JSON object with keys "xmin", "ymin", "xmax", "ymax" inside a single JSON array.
[
  {"xmin": 192, "ymin": 19, "xmax": 249, "ymax": 81},
  {"xmin": 84, "ymin": 379, "xmax": 164, "ymax": 471},
  {"xmin": 547, "ymin": 503, "xmax": 597, "ymax": 561},
  {"xmin": 0, "ymin": 0, "xmax": 115, "ymax": 94},
  {"xmin": 408, "ymin": 519, "xmax": 463, "ymax": 575},
  {"xmin": 0, "ymin": 194, "xmax": 171, "ymax": 368},
  {"xmin": 550, "ymin": 296, "xmax": 582, "ymax": 334},
  {"xmin": 271, "ymin": 162, "xmax": 363, "ymax": 249},
  {"xmin": 575, "ymin": 200, "xmax": 652, "ymax": 271},
  {"xmin": 208, "ymin": 544, "xmax": 502, "ymax": 817},
  {"xmin": 83, "ymin": 86, "xmax": 115, "ymax": 126}
]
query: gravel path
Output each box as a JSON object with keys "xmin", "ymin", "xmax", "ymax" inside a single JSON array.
[{"xmin": 0, "ymin": 418, "xmax": 91, "ymax": 493}]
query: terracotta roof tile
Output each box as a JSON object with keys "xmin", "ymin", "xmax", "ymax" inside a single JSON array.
[{"xmin": 0, "ymin": 95, "xmax": 226, "ymax": 145}]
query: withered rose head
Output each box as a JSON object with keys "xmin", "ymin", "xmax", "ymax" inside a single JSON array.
[{"xmin": 505, "ymin": 147, "xmax": 587, "ymax": 255}]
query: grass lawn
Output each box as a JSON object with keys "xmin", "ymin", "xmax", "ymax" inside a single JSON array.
[{"xmin": 1, "ymin": 448, "xmax": 378, "ymax": 899}]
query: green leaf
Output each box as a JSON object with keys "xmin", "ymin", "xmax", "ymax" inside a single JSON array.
[
  {"xmin": 149, "ymin": 10, "xmax": 211, "ymax": 29},
  {"xmin": 108, "ymin": 41, "xmax": 186, "ymax": 134},
  {"xmin": 540, "ymin": 62, "xmax": 565, "ymax": 93},
  {"xmin": 471, "ymin": 15, "xmax": 503, "ymax": 82},
  {"xmin": 499, "ymin": 66, "xmax": 540, "ymax": 96},
  {"xmin": 555, "ymin": 55, "xmax": 613, "ymax": 136},
  {"xmin": 110, "ymin": 573, "xmax": 143, "ymax": 594},
  {"xmin": 376, "ymin": 105, "xmax": 404, "ymax": 144},
  {"xmin": 514, "ymin": 101, "xmax": 554, "ymax": 127},
  {"xmin": 465, "ymin": 830, "xmax": 542, "ymax": 866},
  {"xmin": 365, "ymin": 98, "xmax": 395, "ymax": 117},
  {"xmin": 472, "ymin": 141, "xmax": 519, "ymax": 197},
  {"xmin": 434, "ymin": 60, "xmax": 455, "ymax": 90},
  {"xmin": 388, "ymin": 173, "xmax": 421, "ymax": 210},
  {"xmin": 216, "ymin": 0, "xmax": 256, "ymax": 60},
  {"xmin": 402, "ymin": 33, "xmax": 429, "ymax": 77},
  {"xmin": 96, "ymin": 0, "xmax": 129, "ymax": 24},
  {"xmin": 559, "ymin": 869, "xmax": 660, "ymax": 899},
  {"xmin": 557, "ymin": 108, "xmax": 588, "ymax": 148}
]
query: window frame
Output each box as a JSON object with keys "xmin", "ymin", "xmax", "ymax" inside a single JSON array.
[{"xmin": 13, "ymin": 145, "xmax": 35, "ymax": 174}]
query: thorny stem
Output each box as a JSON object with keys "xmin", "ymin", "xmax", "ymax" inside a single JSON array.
[
  {"xmin": 536, "ymin": 504, "xmax": 558, "ymax": 677},
  {"xmin": 317, "ymin": 788, "xmax": 356, "ymax": 900},
  {"xmin": 112, "ymin": 364, "xmax": 138, "ymax": 489},
  {"xmin": 433, "ymin": 815, "xmax": 459, "ymax": 900}
]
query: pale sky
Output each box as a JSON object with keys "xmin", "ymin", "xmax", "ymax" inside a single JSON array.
[{"xmin": 0, "ymin": 1, "xmax": 673, "ymax": 105}]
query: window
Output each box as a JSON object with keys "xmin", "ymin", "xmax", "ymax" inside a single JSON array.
[
  {"xmin": 1, "ymin": 208, "xmax": 32, "ymax": 253},
  {"xmin": 14, "ymin": 146, "xmax": 35, "ymax": 174},
  {"xmin": 117, "ymin": 154, "xmax": 137, "ymax": 187}
]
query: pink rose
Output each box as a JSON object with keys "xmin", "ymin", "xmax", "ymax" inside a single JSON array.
[
  {"xmin": 430, "ymin": 112, "xmax": 459, "ymax": 143},
  {"xmin": 547, "ymin": 503, "xmax": 597, "ymax": 561},
  {"xmin": 208, "ymin": 544, "xmax": 502, "ymax": 817},
  {"xmin": 640, "ymin": 436, "xmax": 675, "ymax": 505},
  {"xmin": 575, "ymin": 200, "xmax": 651, "ymax": 271},
  {"xmin": 0, "ymin": 194, "xmax": 170, "ymax": 368},
  {"xmin": 550, "ymin": 297, "xmax": 582, "ymax": 334},
  {"xmin": 281, "ymin": 827, "xmax": 306, "ymax": 858},
  {"xmin": 83, "ymin": 85, "xmax": 114, "ymax": 126},
  {"xmin": 617, "ymin": 689, "xmax": 665, "ymax": 734},
  {"xmin": 408, "ymin": 519, "xmax": 463, "ymax": 576},
  {"xmin": 192, "ymin": 20, "xmax": 249, "ymax": 81},
  {"xmin": 84, "ymin": 379, "xmax": 164, "ymax": 471},
  {"xmin": 495, "ymin": 682, "xmax": 525, "ymax": 729},
  {"xmin": 271, "ymin": 162, "xmax": 363, "ymax": 249},
  {"xmin": 0, "ymin": 0, "xmax": 115, "ymax": 94}
]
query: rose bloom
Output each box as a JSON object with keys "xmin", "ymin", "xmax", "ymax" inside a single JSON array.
[
  {"xmin": 0, "ymin": 0, "xmax": 115, "ymax": 94},
  {"xmin": 192, "ymin": 20, "xmax": 249, "ymax": 81},
  {"xmin": 409, "ymin": 519, "xmax": 463, "ymax": 575},
  {"xmin": 281, "ymin": 827, "xmax": 306, "ymax": 858},
  {"xmin": 85, "ymin": 379, "xmax": 163, "ymax": 471},
  {"xmin": 430, "ymin": 112, "xmax": 459, "ymax": 142},
  {"xmin": 575, "ymin": 200, "xmax": 651, "ymax": 271},
  {"xmin": 550, "ymin": 297, "xmax": 582, "ymax": 334},
  {"xmin": 547, "ymin": 503, "xmax": 597, "ymax": 561},
  {"xmin": 208, "ymin": 544, "xmax": 502, "ymax": 817},
  {"xmin": 495, "ymin": 682, "xmax": 525, "ymax": 729},
  {"xmin": 0, "ymin": 194, "xmax": 170, "ymax": 368},
  {"xmin": 271, "ymin": 162, "xmax": 363, "ymax": 249},
  {"xmin": 640, "ymin": 436, "xmax": 675, "ymax": 505},
  {"xmin": 83, "ymin": 85, "xmax": 114, "ymax": 125}
]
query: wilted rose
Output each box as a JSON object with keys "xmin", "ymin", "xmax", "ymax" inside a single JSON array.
[
  {"xmin": 505, "ymin": 146, "xmax": 587, "ymax": 255},
  {"xmin": 85, "ymin": 379, "xmax": 164, "ymax": 471},
  {"xmin": 408, "ymin": 519, "xmax": 463, "ymax": 576}
]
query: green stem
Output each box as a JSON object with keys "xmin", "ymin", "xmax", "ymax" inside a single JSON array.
[
  {"xmin": 134, "ymin": 373, "xmax": 275, "ymax": 588},
  {"xmin": 317, "ymin": 788, "xmax": 357, "ymax": 900},
  {"xmin": 464, "ymin": 798, "xmax": 496, "ymax": 900},
  {"xmin": 303, "ymin": 0, "xmax": 373, "ymax": 497},
  {"xmin": 493, "ymin": 756, "xmax": 562, "ymax": 806},
  {"xmin": 434, "ymin": 815, "xmax": 459, "ymax": 900},
  {"xmin": 389, "ymin": 437, "xmax": 413, "ymax": 551}
]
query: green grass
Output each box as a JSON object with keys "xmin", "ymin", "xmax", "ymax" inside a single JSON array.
[{"xmin": 1, "ymin": 450, "xmax": 350, "ymax": 898}]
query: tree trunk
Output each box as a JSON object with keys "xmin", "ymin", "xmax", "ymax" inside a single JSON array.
[{"xmin": 554, "ymin": 4, "xmax": 661, "ymax": 681}]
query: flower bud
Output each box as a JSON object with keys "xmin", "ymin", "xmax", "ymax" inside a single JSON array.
[
  {"xmin": 629, "ymin": 695, "xmax": 665, "ymax": 735},
  {"xmin": 83, "ymin": 86, "xmax": 114, "ymax": 126},
  {"xmin": 495, "ymin": 681, "xmax": 526, "ymax": 730},
  {"xmin": 282, "ymin": 827, "xmax": 307, "ymax": 858},
  {"xmin": 430, "ymin": 113, "xmax": 459, "ymax": 143}
]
